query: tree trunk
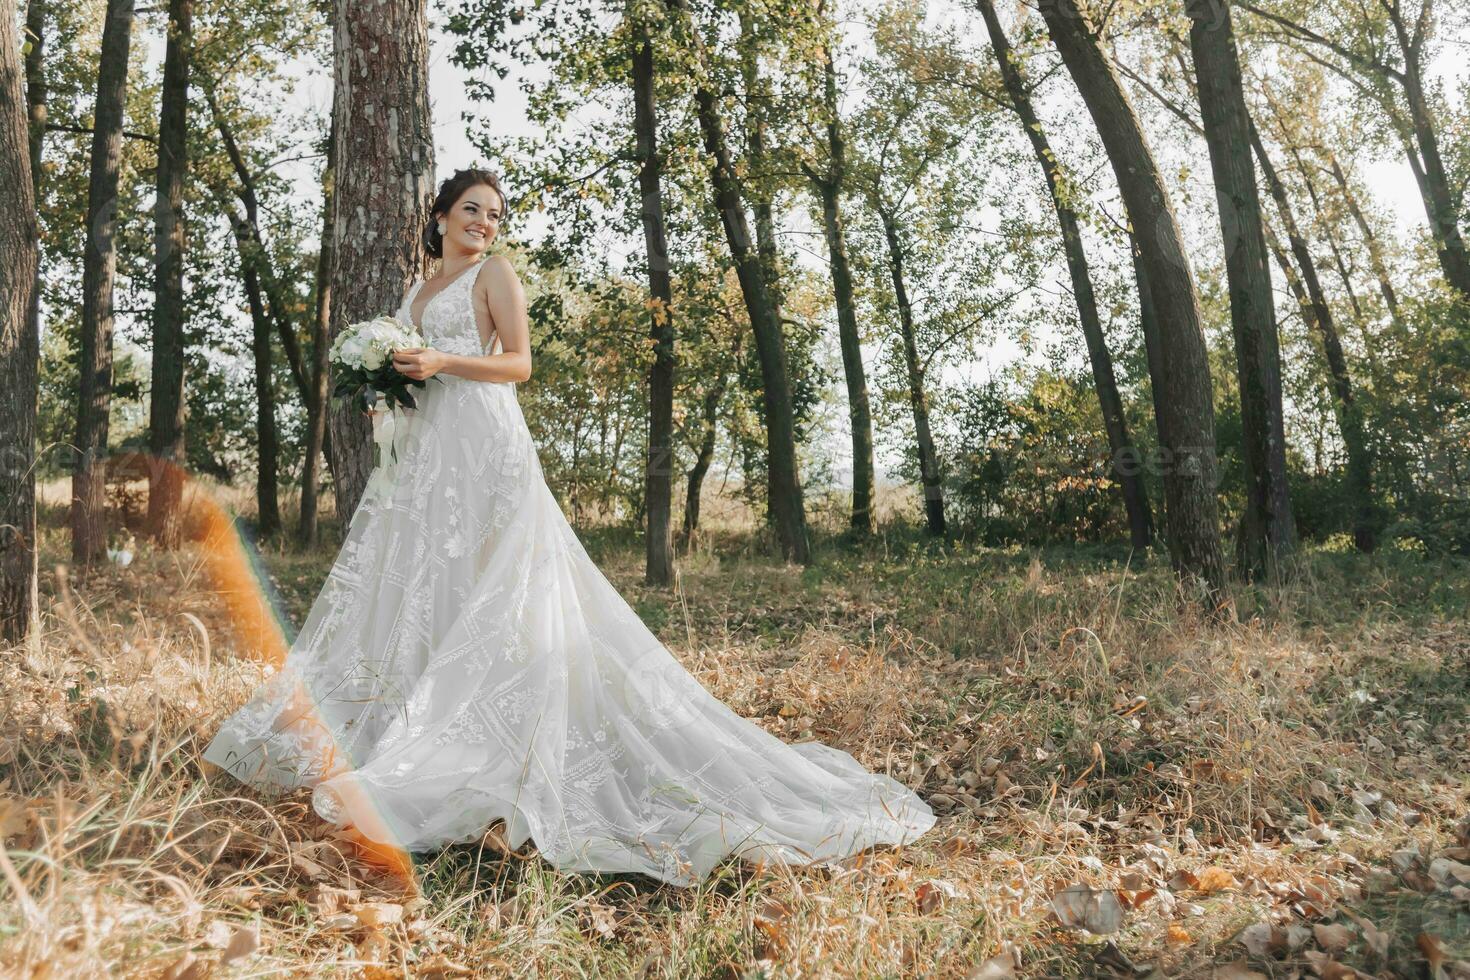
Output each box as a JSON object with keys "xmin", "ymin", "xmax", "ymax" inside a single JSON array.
[
  {"xmin": 1397, "ymin": 44, "xmax": 1470, "ymax": 299},
  {"xmin": 146, "ymin": 0, "xmax": 191, "ymax": 548},
  {"xmin": 684, "ymin": 331, "xmax": 737, "ymax": 539},
  {"xmin": 672, "ymin": 0, "xmax": 809, "ymax": 563},
  {"xmin": 805, "ymin": 23, "xmax": 874, "ymax": 535},
  {"xmin": 1325, "ymin": 151, "xmax": 1403, "ymax": 330},
  {"xmin": 1129, "ymin": 231, "xmax": 1171, "ymax": 498},
  {"xmin": 226, "ymin": 208, "xmax": 282, "ymax": 534},
  {"xmin": 879, "ymin": 210, "xmax": 946, "ymax": 536},
  {"xmin": 73, "ymin": 0, "xmax": 131, "ymax": 564},
  {"xmin": 24, "ymin": 2, "xmax": 45, "ymax": 462},
  {"xmin": 1, "ymin": 7, "xmax": 40, "ymax": 643},
  {"xmin": 327, "ymin": 0, "xmax": 435, "ymax": 523},
  {"xmin": 1248, "ymin": 117, "xmax": 1377, "ymax": 551},
  {"xmin": 630, "ymin": 9, "xmax": 675, "ymax": 586},
  {"xmin": 683, "ymin": 386, "xmax": 720, "ymax": 538},
  {"xmin": 1187, "ymin": 0, "xmax": 1295, "ymax": 578},
  {"xmin": 299, "ymin": 112, "xmax": 337, "ymax": 546},
  {"xmin": 205, "ymin": 85, "xmax": 318, "ymax": 429},
  {"xmin": 979, "ymin": 0, "xmax": 1151, "ymax": 549},
  {"xmin": 1039, "ymin": 0, "xmax": 1224, "ymax": 596}
]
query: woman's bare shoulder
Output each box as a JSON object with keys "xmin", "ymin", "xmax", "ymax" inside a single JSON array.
[{"xmin": 475, "ymin": 253, "xmax": 518, "ymax": 284}]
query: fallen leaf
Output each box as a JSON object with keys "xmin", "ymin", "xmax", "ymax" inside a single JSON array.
[
  {"xmin": 1304, "ymin": 950, "xmax": 1361, "ymax": 979},
  {"xmin": 1312, "ymin": 922, "xmax": 1354, "ymax": 954},
  {"xmin": 221, "ymin": 922, "xmax": 259, "ymax": 965},
  {"xmin": 916, "ymin": 879, "xmax": 960, "ymax": 914},
  {"xmin": 416, "ymin": 954, "xmax": 475, "ymax": 978},
  {"xmin": 291, "ymin": 852, "xmax": 328, "ymax": 879},
  {"xmin": 967, "ymin": 943, "xmax": 1019, "ymax": 979},
  {"xmin": 1213, "ymin": 964, "xmax": 1266, "ymax": 980},
  {"xmin": 352, "ymin": 902, "xmax": 404, "ymax": 929},
  {"xmin": 584, "ymin": 902, "xmax": 618, "ymax": 940},
  {"xmin": 1167, "ymin": 922, "xmax": 1192, "ymax": 944},
  {"xmin": 309, "ymin": 884, "xmax": 361, "ymax": 915},
  {"xmin": 1419, "ymin": 933, "xmax": 1447, "ymax": 979},
  {"xmin": 1196, "ymin": 866, "xmax": 1238, "ymax": 894},
  {"xmin": 160, "ymin": 953, "xmax": 208, "ymax": 980},
  {"xmin": 1051, "ymin": 884, "xmax": 1124, "ymax": 935},
  {"xmin": 1169, "ymin": 869, "xmax": 1199, "ymax": 890},
  {"xmin": 753, "ymin": 898, "xmax": 793, "ymax": 957},
  {"xmin": 1343, "ymin": 911, "xmax": 1390, "ymax": 957},
  {"xmin": 1238, "ymin": 922, "xmax": 1283, "ymax": 958}
]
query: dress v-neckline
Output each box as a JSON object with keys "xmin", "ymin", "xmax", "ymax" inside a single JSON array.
[{"xmin": 408, "ymin": 258, "xmax": 486, "ymax": 331}]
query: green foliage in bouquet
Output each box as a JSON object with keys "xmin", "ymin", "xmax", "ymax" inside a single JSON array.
[{"xmin": 329, "ymin": 316, "xmax": 442, "ymax": 413}]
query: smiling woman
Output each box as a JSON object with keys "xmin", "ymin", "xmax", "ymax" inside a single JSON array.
[{"xmin": 390, "ymin": 169, "xmax": 531, "ymax": 387}]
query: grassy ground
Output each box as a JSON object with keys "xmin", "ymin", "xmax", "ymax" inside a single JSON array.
[{"xmin": 2, "ymin": 485, "xmax": 1468, "ymax": 978}]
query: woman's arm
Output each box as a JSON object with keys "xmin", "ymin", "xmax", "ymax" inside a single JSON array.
[{"xmin": 392, "ymin": 256, "xmax": 532, "ymax": 384}]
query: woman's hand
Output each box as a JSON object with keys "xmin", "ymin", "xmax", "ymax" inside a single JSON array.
[{"xmin": 392, "ymin": 347, "xmax": 447, "ymax": 381}]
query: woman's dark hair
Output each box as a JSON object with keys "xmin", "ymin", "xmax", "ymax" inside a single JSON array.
[{"xmin": 422, "ymin": 168, "xmax": 508, "ymax": 259}]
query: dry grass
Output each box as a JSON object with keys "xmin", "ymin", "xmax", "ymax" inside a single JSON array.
[{"xmin": 2, "ymin": 494, "xmax": 1468, "ymax": 978}]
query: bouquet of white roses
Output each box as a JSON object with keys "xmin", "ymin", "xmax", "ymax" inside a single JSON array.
[{"xmin": 330, "ymin": 315, "xmax": 437, "ymax": 413}]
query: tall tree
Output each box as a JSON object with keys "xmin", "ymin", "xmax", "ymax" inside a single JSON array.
[
  {"xmin": 146, "ymin": 0, "xmax": 193, "ymax": 547},
  {"xmin": 630, "ymin": 0, "xmax": 676, "ymax": 586},
  {"xmin": 222, "ymin": 196, "xmax": 282, "ymax": 535},
  {"xmin": 1038, "ymin": 0, "xmax": 1226, "ymax": 596},
  {"xmin": 875, "ymin": 204, "xmax": 946, "ymax": 536},
  {"xmin": 976, "ymin": 0, "xmax": 1153, "ymax": 550},
  {"xmin": 799, "ymin": 5, "xmax": 876, "ymax": 535},
  {"xmin": 326, "ymin": 0, "xmax": 435, "ymax": 522},
  {"xmin": 1239, "ymin": 0, "xmax": 1470, "ymax": 301},
  {"xmin": 1186, "ymin": 0, "xmax": 1296, "ymax": 576},
  {"xmin": 300, "ymin": 113, "xmax": 337, "ymax": 546},
  {"xmin": 1, "ymin": 5, "xmax": 40, "ymax": 642},
  {"xmin": 667, "ymin": 0, "xmax": 810, "ymax": 563},
  {"xmin": 24, "ymin": 2, "xmax": 45, "ymax": 426},
  {"xmin": 1248, "ymin": 117, "xmax": 1377, "ymax": 550},
  {"xmin": 72, "ymin": 0, "xmax": 135, "ymax": 563}
]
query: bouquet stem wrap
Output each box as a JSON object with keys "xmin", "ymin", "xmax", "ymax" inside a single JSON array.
[{"xmin": 364, "ymin": 393, "xmax": 407, "ymax": 505}]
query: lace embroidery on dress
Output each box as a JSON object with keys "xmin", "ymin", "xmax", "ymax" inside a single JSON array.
[{"xmin": 203, "ymin": 255, "xmax": 936, "ymax": 887}]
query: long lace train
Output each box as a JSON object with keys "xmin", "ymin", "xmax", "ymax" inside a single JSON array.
[{"xmin": 203, "ymin": 258, "xmax": 936, "ymax": 886}]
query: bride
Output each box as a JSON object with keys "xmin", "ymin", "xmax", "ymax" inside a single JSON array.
[{"xmin": 203, "ymin": 168, "xmax": 936, "ymax": 887}]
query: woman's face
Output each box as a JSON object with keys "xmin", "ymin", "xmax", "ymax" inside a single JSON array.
[{"xmin": 438, "ymin": 184, "xmax": 504, "ymax": 257}]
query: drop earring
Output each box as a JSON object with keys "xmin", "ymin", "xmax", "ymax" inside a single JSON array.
[{"xmin": 437, "ymin": 221, "xmax": 447, "ymax": 235}]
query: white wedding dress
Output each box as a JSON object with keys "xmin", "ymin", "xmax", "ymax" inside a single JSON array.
[{"xmin": 203, "ymin": 257, "xmax": 935, "ymax": 887}]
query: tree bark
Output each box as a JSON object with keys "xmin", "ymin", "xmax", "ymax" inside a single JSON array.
[
  {"xmin": 802, "ymin": 20, "xmax": 875, "ymax": 535},
  {"xmin": 1039, "ymin": 0, "xmax": 1224, "ymax": 596},
  {"xmin": 73, "ymin": 0, "xmax": 132, "ymax": 564},
  {"xmin": 205, "ymin": 84, "xmax": 318, "ymax": 425},
  {"xmin": 1187, "ymin": 0, "xmax": 1295, "ymax": 577},
  {"xmin": 683, "ymin": 385, "xmax": 720, "ymax": 538},
  {"xmin": 24, "ymin": 2, "xmax": 45, "ymax": 465},
  {"xmin": 146, "ymin": 0, "xmax": 191, "ymax": 548},
  {"xmin": 1248, "ymin": 116, "xmax": 1377, "ymax": 551},
  {"xmin": 671, "ymin": 0, "xmax": 809, "ymax": 563},
  {"xmin": 878, "ymin": 209, "xmax": 946, "ymax": 536},
  {"xmin": 630, "ymin": 8, "xmax": 675, "ymax": 586},
  {"xmin": 327, "ymin": 0, "xmax": 435, "ymax": 523},
  {"xmin": 224, "ymin": 206, "xmax": 282, "ymax": 534},
  {"xmin": 299, "ymin": 112, "xmax": 337, "ymax": 546},
  {"xmin": 1, "ymin": 7, "xmax": 40, "ymax": 643},
  {"xmin": 979, "ymin": 0, "xmax": 1151, "ymax": 549},
  {"xmin": 1395, "ymin": 24, "xmax": 1470, "ymax": 300}
]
